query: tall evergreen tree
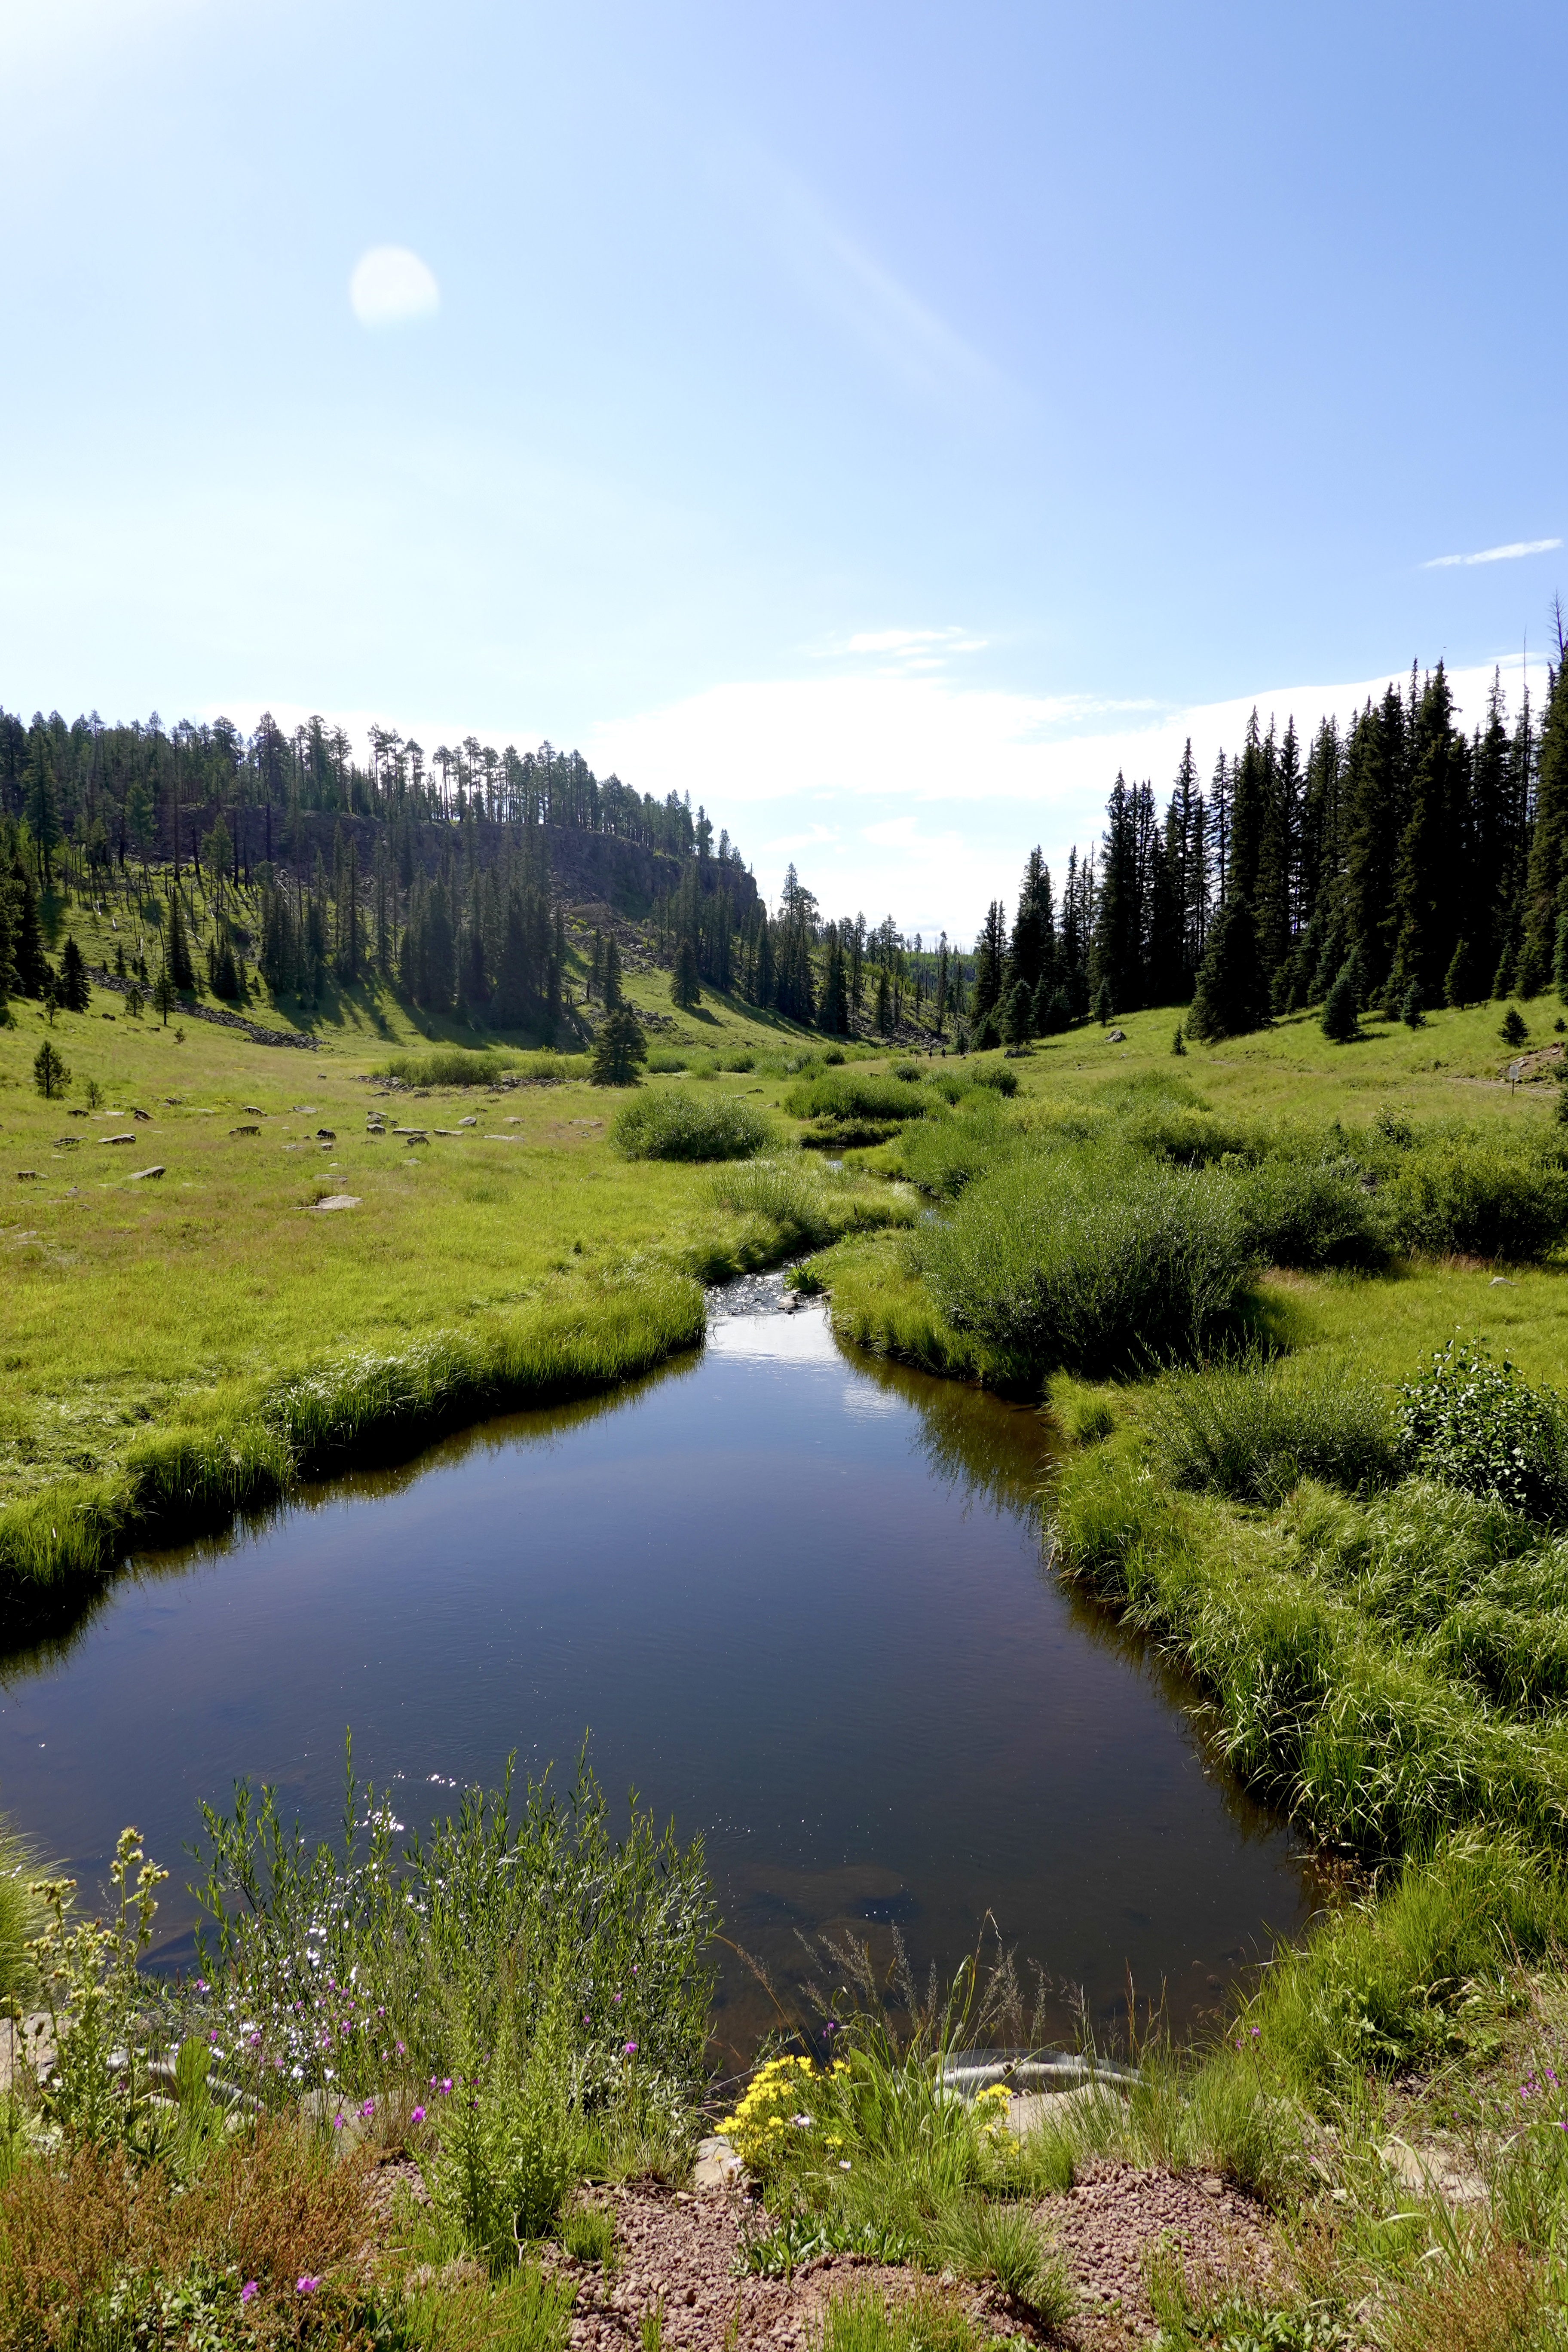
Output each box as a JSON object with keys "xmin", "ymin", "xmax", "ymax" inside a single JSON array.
[{"xmin": 1187, "ymin": 894, "xmax": 1268, "ymax": 1040}]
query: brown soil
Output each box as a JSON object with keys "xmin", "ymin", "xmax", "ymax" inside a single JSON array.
[{"xmin": 364, "ymin": 2160, "xmax": 1279, "ymax": 2350}]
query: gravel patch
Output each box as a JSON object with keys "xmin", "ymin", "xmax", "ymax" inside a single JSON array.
[{"xmin": 1040, "ymin": 2158, "xmax": 1276, "ymax": 2347}]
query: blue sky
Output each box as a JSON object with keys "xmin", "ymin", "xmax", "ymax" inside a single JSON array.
[{"xmin": 2, "ymin": 0, "xmax": 1563, "ymax": 940}]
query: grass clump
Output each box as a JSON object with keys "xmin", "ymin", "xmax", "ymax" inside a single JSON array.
[
  {"xmin": 704, "ymin": 1158, "xmax": 912, "ymax": 1269},
  {"xmin": 1148, "ymin": 1351, "xmax": 1397, "ymax": 1503},
  {"xmin": 816, "ymin": 2280, "xmax": 988, "ymax": 2352},
  {"xmin": 612, "ymin": 1090, "xmax": 771, "ymax": 1162},
  {"xmin": 919, "ymin": 1145, "xmax": 1250, "ymax": 1378},
  {"xmin": 896, "ymin": 1092, "xmax": 1019, "ymax": 1200},
  {"xmin": 785, "ymin": 1069, "xmax": 934, "ymax": 1146}
]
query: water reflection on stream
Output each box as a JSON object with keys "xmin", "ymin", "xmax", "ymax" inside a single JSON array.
[{"xmin": 0, "ymin": 1282, "xmax": 1320, "ymax": 2061}]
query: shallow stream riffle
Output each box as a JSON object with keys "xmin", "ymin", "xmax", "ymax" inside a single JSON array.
[{"xmin": 0, "ymin": 1276, "xmax": 1321, "ymax": 2064}]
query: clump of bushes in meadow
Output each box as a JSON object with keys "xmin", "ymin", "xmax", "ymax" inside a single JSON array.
[
  {"xmin": 919, "ymin": 1145, "xmax": 1250, "ymax": 1378},
  {"xmin": 377, "ymin": 1047, "xmax": 588, "ymax": 1089},
  {"xmin": 611, "ymin": 1090, "xmax": 771, "ymax": 1161},
  {"xmin": 1230, "ymin": 1153, "xmax": 1387, "ymax": 1269},
  {"xmin": 785, "ymin": 1066, "xmax": 934, "ymax": 1148}
]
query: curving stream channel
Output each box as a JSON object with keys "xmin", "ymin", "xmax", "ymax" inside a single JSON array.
[{"xmin": 0, "ymin": 1280, "xmax": 1320, "ymax": 2062}]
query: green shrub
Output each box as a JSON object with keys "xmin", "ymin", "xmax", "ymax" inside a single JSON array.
[
  {"xmin": 919, "ymin": 1147, "xmax": 1250, "ymax": 1377},
  {"xmin": 377, "ymin": 1049, "xmax": 587, "ymax": 1089},
  {"xmin": 784, "ymin": 1071, "xmax": 932, "ymax": 1124},
  {"xmin": 968, "ymin": 1061, "xmax": 1018, "ymax": 1096},
  {"xmin": 1125, "ymin": 1105, "xmax": 1255, "ymax": 1167},
  {"xmin": 1232, "ymin": 1157, "xmax": 1387, "ymax": 1269},
  {"xmin": 1398, "ymin": 1338, "xmax": 1568, "ymax": 1521},
  {"xmin": 896, "ymin": 1096, "xmax": 1017, "ymax": 1199},
  {"xmin": 1378, "ymin": 1133, "xmax": 1568, "ymax": 1259},
  {"xmin": 1148, "ymin": 1354, "xmax": 1398, "ymax": 1504},
  {"xmin": 643, "ymin": 1050, "xmax": 688, "ymax": 1074},
  {"xmin": 612, "ymin": 1092, "xmax": 771, "ymax": 1162}
]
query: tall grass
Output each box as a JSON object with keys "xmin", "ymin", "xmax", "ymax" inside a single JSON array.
[
  {"xmin": 612, "ymin": 1091, "xmax": 771, "ymax": 1161},
  {"xmin": 920, "ymin": 1146, "xmax": 1250, "ymax": 1378},
  {"xmin": 377, "ymin": 1048, "xmax": 589, "ymax": 1088},
  {"xmin": 1054, "ymin": 1442, "xmax": 1568, "ymax": 1852},
  {"xmin": 705, "ymin": 1158, "xmax": 911, "ymax": 1264},
  {"xmin": 896, "ymin": 1094, "xmax": 1019, "ymax": 1200},
  {"xmin": 1146, "ymin": 1352, "xmax": 1398, "ymax": 1502},
  {"xmin": 784, "ymin": 1070, "xmax": 932, "ymax": 1126},
  {"xmin": 193, "ymin": 1748, "xmax": 716, "ymax": 2114},
  {"xmin": 0, "ymin": 1819, "xmax": 43, "ymax": 2008}
]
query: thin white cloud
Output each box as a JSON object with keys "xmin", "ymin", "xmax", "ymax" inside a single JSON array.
[
  {"xmin": 1423, "ymin": 536, "xmax": 1560, "ymax": 569},
  {"xmin": 349, "ymin": 246, "xmax": 440, "ymax": 330}
]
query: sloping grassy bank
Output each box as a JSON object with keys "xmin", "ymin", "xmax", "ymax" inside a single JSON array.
[
  {"xmin": 793, "ymin": 1027, "xmax": 1568, "ymax": 2329},
  {"xmin": 0, "ymin": 1271, "xmax": 706, "ymax": 1614}
]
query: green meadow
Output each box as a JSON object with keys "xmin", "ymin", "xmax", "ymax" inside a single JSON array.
[{"xmin": 0, "ymin": 884, "xmax": 910, "ymax": 1598}]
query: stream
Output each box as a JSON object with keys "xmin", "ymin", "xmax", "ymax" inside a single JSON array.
[{"xmin": 0, "ymin": 1279, "xmax": 1320, "ymax": 2062}]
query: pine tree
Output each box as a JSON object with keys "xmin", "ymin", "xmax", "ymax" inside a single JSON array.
[
  {"xmin": 1001, "ymin": 980, "xmax": 1032, "ymax": 1046},
  {"xmin": 602, "ymin": 934, "xmax": 623, "ymax": 1010},
  {"xmin": 590, "ymin": 1004, "xmax": 646, "ymax": 1085},
  {"xmin": 671, "ymin": 937, "xmax": 700, "ymax": 1008},
  {"xmin": 33, "ymin": 1039, "xmax": 70, "ymax": 1098},
  {"xmin": 1188, "ymin": 895, "xmax": 1268, "ymax": 1041},
  {"xmin": 1007, "ymin": 849, "xmax": 1055, "ymax": 998},
  {"xmin": 971, "ymin": 900, "xmax": 1007, "ymax": 1024},
  {"xmin": 166, "ymin": 890, "xmax": 195, "ymax": 990},
  {"xmin": 1390, "ymin": 665, "xmax": 1462, "ymax": 1004},
  {"xmin": 1445, "ymin": 937, "xmax": 1479, "ymax": 1009},
  {"xmin": 1092, "ymin": 777, "xmax": 1144, "ymax": 1010},
  {"xmin": 23, "ymin": 730, "xmax": 62, "ymax": 887},
  {"xmin": 1522, "ymin": 657, "xmax": 1568, "ymax": 986},
  {"xmin": 58, "ymin": 933, "xmax": 90, "ymax": 1011},
  {"xmin": 11, "ymin": 863, "xmax": 46, "ymax": 996},
  {"xmin": 1320, "ymin": 965, "xmax": 1359, "ymax": 1043},
  {"xmin": 1093, "ymin": 977, "xmax": 1113, "ymax": 1025}
]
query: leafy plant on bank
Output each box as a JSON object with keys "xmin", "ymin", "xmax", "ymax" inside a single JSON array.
[{"xmin": 1398, "ymin": 1337, "xmax": 1568, "ymax": 1522}]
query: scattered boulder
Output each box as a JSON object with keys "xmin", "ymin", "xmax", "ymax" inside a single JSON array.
[{"xmin": 130, "ymin": 1165, "xmax": 165, "ymax": 1182}]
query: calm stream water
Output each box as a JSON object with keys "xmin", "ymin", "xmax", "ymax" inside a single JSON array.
[{"xmin": 0, "ymin": 1283, "xmax": 1319, "ymax": 2062}]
